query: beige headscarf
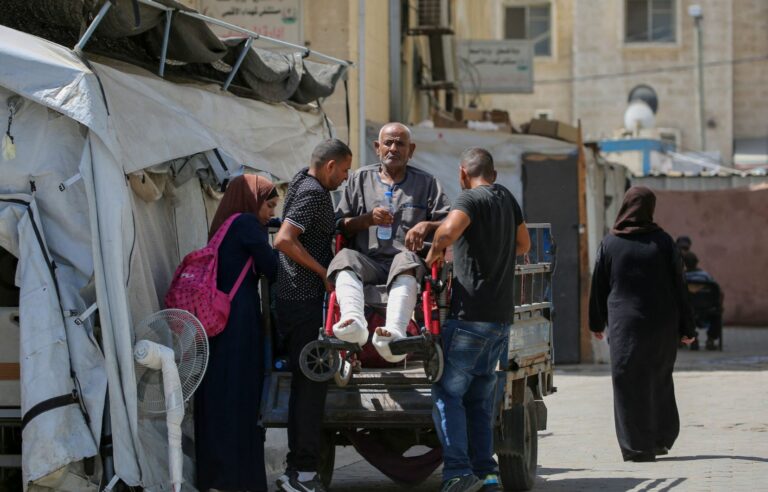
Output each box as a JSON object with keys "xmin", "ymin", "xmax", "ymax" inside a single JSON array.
[{"xmin": 209, "ymin": 175, "xmax": 277, "ymax": 239}]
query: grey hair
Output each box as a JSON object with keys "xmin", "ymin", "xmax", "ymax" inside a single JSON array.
[{"xmin": 377, "ymin": 122, "xmax": 413, "ymax": 142}]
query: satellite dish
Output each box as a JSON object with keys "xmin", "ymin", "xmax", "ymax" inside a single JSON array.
[
  {"xmin": 628, "ymin": 84, "xmax": 658, "ymax": 114},
  {"xmin": 624, "ymin": 101, "xmax": 656, "ymax": 133}
]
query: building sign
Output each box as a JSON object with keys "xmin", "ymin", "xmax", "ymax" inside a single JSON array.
[
  {"xmin": 456, "ymin": 40, "xmax": 533, "ymax": 94},
  {"xmin": 199, "ymin": 0, "xmax": 303, "ymax": 44}
]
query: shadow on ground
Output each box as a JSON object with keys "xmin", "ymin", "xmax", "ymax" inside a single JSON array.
[
  {"xmin": 536, "ymin": 473, "xmax": 686, "ymax": 491},
  {"xmin": 659, "ymin": 454, "xmax": 768, "ymax": 463}
]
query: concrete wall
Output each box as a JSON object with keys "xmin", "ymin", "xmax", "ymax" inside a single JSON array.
[
  {"xmin": 731, "ymin": 0, "xmax": 768, "ymax": 140},
  {"xmin": 443, "ymin": 0, "xmax": 768, "ymax": 164},
  {"xmin": 573, "ymin": 0, "xmax": 733, "ymax": 158},
  {"xmin": 304, "ymin": 0, "xmax": 353, "ymax": 145},
  {"xmin": 452, "ymin": 0, "xmax": 574, "ymax": 125},
  {"xmin": 305, "ymin": 0, "xmax": 389, "ymax": 166},
  {"xmin": 654, "ymin": 186, "xmax": 768, "ymax": 325}
]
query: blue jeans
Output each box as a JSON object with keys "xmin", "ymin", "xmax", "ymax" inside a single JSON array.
[{"xmin": 432, "ymin": 319, "xmax": 510, "ymax": 481}]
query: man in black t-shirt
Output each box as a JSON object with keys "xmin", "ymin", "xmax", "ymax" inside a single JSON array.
[
  {"xmin": 274, "ymin": 139, "xmax": 352, "ymax": 492},
  {"xmin": 425, "ymin": 148, "xmax": 530, "ymax": 492}
]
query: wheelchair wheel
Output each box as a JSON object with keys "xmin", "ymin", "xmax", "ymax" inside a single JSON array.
[
  {"xmin": 300, "ymin": 340, "xmax": 341, "ymax": 382},
  {"xmin": 424, "ymin": 342, "xmax": 444, "ymax": 383},
  {"xmin": 333, "ymin": 355, "xmax": 354, "ymax": 387}
]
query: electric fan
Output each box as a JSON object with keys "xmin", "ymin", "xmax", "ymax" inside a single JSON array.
[{"xmin": 133, "ymin": 309, "xmax": 209, "ymax": 492}]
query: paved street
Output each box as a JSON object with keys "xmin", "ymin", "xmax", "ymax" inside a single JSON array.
[{"xmin": 313, "ymin": 327, "xmax": 768, "ymax": 492}]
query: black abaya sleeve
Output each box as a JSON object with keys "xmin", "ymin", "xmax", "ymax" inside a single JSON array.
[
  {"xmin": 670, "ymin": 243, "xmax": 696, "ymax": 338},
  {"xmin": 240, "ymin": 217, "xmax": 278, "ymax": 282},
  {"xmin": 588, "ymin": 241, "xmax": 610, "ymax": 332}
]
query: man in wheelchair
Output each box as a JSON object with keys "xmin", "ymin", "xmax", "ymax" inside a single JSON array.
[
  {"xmin": 682, "ymin": 251, "xmax": 724, "ymax": 350},
  {"xmin": 326, "ymin": 122, "xmax": 450, "ymax": 363}
]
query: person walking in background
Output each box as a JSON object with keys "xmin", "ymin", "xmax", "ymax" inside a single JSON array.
[
  {"xmin": 273, "ymin": 139, "xmax": 353, "ymax": 492},
  {"xmin": 589, "ymin": 186, "xmax": 696, "ymax": 463},
  {"xmin": 194, "ymin": 175, "xmax": 279, "ymax": 492},
  {"xmin": 426, "ymin": 148, "xmax": 530, "ymax": 492}
]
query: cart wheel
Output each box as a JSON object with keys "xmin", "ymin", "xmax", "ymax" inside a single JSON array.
[
  {"xmin": 299, "ymin": 340, "xmax": 341, "ymax": 382},
  {"xmin": 333, "ymin": 356, "xmax": 354, "ymax": 387},
  {"xmin": 498, "ymin": 387, "xmax": 538, "ymax": 491},
  {"xmin": 424, "ymin": 342, "xmax": 444, "ymax": 383}
]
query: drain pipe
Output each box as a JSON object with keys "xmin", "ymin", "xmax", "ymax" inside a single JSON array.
[{"xmin": 358, "ymin": 0, "xmax": 367, "ymax": 162}]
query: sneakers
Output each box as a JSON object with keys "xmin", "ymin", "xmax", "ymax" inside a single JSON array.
[
  {"xmin": 276, "ymin": 470, "xmax": 327, "ymax": 492},
  {"xmin": 705, "ymin": 338, "xmax": 718, "ymax": 351},
  {"xmin": 440, "ymin": 474, "xmax": 483, "ymax": 492},
  {"xmin": 480, "ymin": 474, "xmax": 503, "ymax": 491}
]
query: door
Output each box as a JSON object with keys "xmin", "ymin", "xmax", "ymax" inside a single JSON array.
[{"xmin": 522, "ymin": 154, "xmax": 581, "ymax": 364}]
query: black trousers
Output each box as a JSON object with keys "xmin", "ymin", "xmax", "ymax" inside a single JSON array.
[{"xmin": 276, "ymin": 296, "xmax": 327, "ymax": 472}]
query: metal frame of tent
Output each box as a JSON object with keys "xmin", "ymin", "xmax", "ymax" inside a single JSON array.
[{"xmin": 74, "ymin": 0, "xmax": 353, "ymax": 91}]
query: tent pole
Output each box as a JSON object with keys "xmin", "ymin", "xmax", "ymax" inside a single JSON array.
[
  {"xmin": 158, "ymin": 10, "xmax": 173, "ymax": 77},
  {"xmin": 222, "ymin": 37, "xmax": 254, "ymax": 91},
  {"xmin": 74, "ymin": 0, "xmax": 113, "ymax": 53}
]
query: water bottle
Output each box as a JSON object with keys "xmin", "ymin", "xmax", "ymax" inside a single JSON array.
[{"xmin": 377, "ymin": 190, "xmax": 393, "ymax": 240}]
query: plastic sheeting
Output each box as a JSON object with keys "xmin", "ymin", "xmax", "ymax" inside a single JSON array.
[
  {"xmin": 1, "ymin": 26, "xmax": 329, "ymax": 490},
  {"xmin": 0, "ymin": 82, "xmax": 107, "ymax": 485},
  {"xmin": 365, "ymin": 123, "xmax": 578, "ymax": 204},
  {"xmin": 1, "ymin": 0, "xmax": 347, "ymax": 105},
  {"xmin": 0, "ymin": 196, "xmax": 105, "ymax": 484},
  {"xmin": 0, "ymin": 26, "xmax": 328, "ymax": 179}
]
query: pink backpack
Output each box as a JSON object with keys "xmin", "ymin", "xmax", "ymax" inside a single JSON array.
[{"xmin": 164, "ymin": 213, "xmax": 253, "ymax": 337}]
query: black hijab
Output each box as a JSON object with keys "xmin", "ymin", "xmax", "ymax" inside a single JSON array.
[{"xmin": 611, "ymin": 186, "xmax": 661, "ymax": 236}]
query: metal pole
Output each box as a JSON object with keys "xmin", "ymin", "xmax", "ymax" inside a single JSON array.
[
  {"xmin": 695, "ymin": 16, "xmax": 706, "ymax": 151},
  {"xmin": 135, "ymin": 0, "xmax": 351, "ymax": 67},
  {"xmin": 358, "ymin": 0, "xmax": 367, "ymax": 163},
  {"xmin": 158, "ymin": 10, "xmax": 173, "ymax": 77},
  {"xmin": 74, "ymin": 0, "xmax": 113, "ymax": 53},
  {"xmin": 388, "ymin": 0, "xmax": 402, "ymax": 122},
  {"xmin": 222, "ymin": 37, "xmax": 254, "ymax": 90}
]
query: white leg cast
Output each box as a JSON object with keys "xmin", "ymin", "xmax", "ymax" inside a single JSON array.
[
  {"xmin": 332, "ymin": 270, "xmax": 369, "ymax": 346},
  {"xmin": 373, "ymin": 274, "xmax": 418, "ymax": 363}
]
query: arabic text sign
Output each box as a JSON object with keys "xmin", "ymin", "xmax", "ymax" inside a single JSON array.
[
  {"xmin": 456, "ymin": 40, "xmax": 533, "ymax": 94},
  {"xmin": 200, "ymin": 0, "xmax": 303, "ymax": 43}
]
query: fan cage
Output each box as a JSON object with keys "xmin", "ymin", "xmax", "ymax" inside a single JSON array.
[{"xmin": 134, "ymin": 309, "xmax": 209, "ymax": 414}]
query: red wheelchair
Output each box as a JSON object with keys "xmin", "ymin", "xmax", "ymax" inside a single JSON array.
[{"xmin": 299, "ymin": 237, "xmax": 451, "ymax": 386}]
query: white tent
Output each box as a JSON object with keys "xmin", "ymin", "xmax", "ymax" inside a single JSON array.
[{"xmin": 0, "ymin": 25, "xmax": 328, "ymax": 490}]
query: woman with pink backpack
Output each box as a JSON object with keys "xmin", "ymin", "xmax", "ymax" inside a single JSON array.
[{"xmin": 192, "ymin": 174, "xmax": 279, "ymax": 492}]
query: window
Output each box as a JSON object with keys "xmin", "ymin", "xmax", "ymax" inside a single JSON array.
[
  {"xmin": 504, "ymin": 4, "xmax": 551, "ymax": 57},
  {"xmin": 625, "ymin": 0, "xmax": 676, "ymax": 43}
]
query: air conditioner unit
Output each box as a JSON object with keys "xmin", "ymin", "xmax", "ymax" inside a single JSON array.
[
  {"xmin": 418, "ymin": 0, "xmax": 451, "ymax": 28},
  {"xmin": 415, "ymin": 36, "xmax": 456, "ymax": 86}
]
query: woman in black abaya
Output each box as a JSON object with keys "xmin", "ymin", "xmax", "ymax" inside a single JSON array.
[
  {"xmin": 194, "ymin": 175, "xmax": 279, "ymax": 491},
  {"xmin": 589, "ymin": 186, "xmax": 695, "ymax": 462}
]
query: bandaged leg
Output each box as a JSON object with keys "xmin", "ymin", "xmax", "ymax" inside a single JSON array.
[
  {"xmin": 332, "ymin": 270, "xmax": 369, "ymax": 346},
  {"xmin": 373, "ymin": 274, "xmax": 418, "ymax": 363}
]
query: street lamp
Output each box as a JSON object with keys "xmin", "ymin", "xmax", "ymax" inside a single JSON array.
[{"xmin": 688, "ymin": 4, "xmax": 705, "ymax": 152}]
